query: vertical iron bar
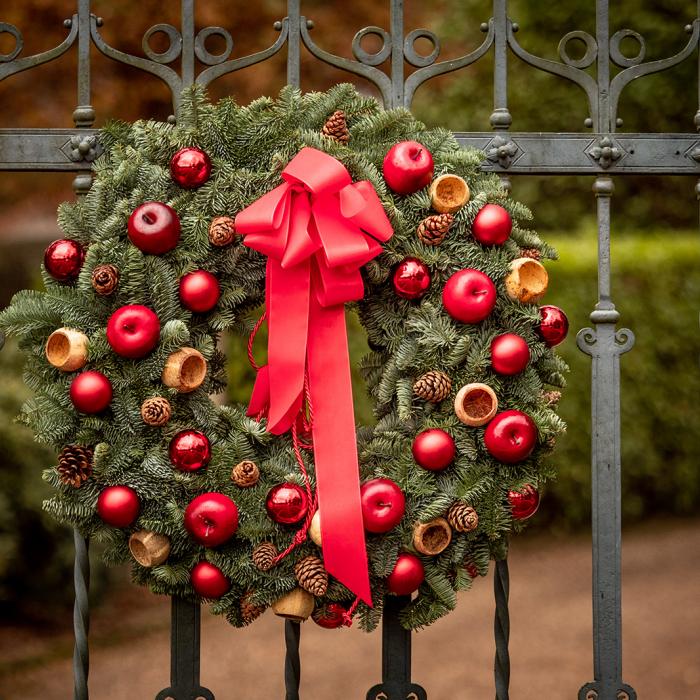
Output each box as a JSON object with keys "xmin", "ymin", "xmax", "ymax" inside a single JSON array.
[
  {"xmin": 595, "ymin": 0, "xmax": 611, "ymax": 133},
  {"xmin": 491, "ymin": 0, "xmax": 512, "ymax": 192},
  {"xmin": 493, "ymin": 558, "xmax": 510, "ymax": 700},
  {"xmin": 390, "ymin": 0, "xmax": 404, "ymax": 108},
  {"xmin": 72, "ymin": 0, "xmax": 94, "ymax": 196},
  {"xmin": 72, "ymin": 529, "xmax": 90, "ymax": 700},
  {"xmin": 181, "ymin": 0, "xmax": 195, "ymax": 89},
  {"xmin": 284, "ymin": 620, "xmax": 302, "ymax": 700},
  {"xmin": 287, "ymin": 0, "xmax": 301, "ymax": 88}
]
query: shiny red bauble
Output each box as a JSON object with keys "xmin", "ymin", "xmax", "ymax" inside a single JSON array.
[
  {"xmin": 184, "ymin": 492, "xmax": 239, "ymax": 547},
  {"xmin": 44, "ymin": 239, "xmax": 85, "ymax": 281},
  {"xmin": 484, "ymin": 410, "xmax": 538, "ymax": 463},
  {"xmin": 97, "ymin": 485, "xmax": 140, "ymax": 528},
  {"xmin": 190, "ymin": 561, "xmax": 230, "ymax": 599},
  {"xmin": 539, "ymin": 305, "xmax": 569, "ymax": 347},
  {"xmin": 508, "ymin": 484, "xmax": 540, "ymax": 520},
  {"xmin": 169, "ymin": 430, "xmax": 211, "ymax": 472},
  {"xmin": 412, "ymin": 429, "xmax": 456, "ymax": 471},
  {"xmin": 472, "ymin": 204, "xmax": 512, "ymax": 246},
  {"xmin": 127, "ymin": 201, "xmax": 181, "ymax": 254},
  {"xmin": 265, "ymin": 483, "xmax": 309, "ymax": 525},
  {"xmin": 170, "ymin": 147, "xmax": 212, "ymax": 189},
  {"xmin": 360, "ymin": 478, "xmax": 406, "ymax": 533},
  {"xmin": 382, "ymin": 141, "xmax": 434, "ymax": 195},
  {"xmin": 491, "ymin": 333, "xmax": 530, "ymax": 375},
  {"xmin": 442, "ymin": 269, "xmax": 497, "ymax": 323},
  {"xmin": 179, "ymin": 270, "xmax": 220, "ymax": 313},
  {"xmin": 393, "ymin": 258, "xmax": 431, "ymax": 300},
  {"xmin": 70, "ymin": 371, "xmax": 113, "ymax": 413},
  {"xmin": 312, "ymin": 603, "xmax": 347, "ymax": 629},
  {"xmin": 386, "ymin": 553, "xmax": 425, "ymax": 595},
  {"xmin": 106, "ymin": 305, "xmax": 160, "ymax": 358}
]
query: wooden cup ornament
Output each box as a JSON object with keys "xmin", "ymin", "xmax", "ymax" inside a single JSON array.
[
  {"xmin": 412, "ymin": 517, "xmax": 453, "ymax": 556},
  {"xmin": 45, "ymin": 328, "xmax": 88, "ymax": 372},
  {"xmin": 504, "ymin": 257, "xmax": 549, "ymax": 304},
  {"xmin": 271, "ymin": 587, "xmax": 315, "ymax": 622},
  {"xmin": 308, "ymin": 510, "xmax": 322, "ymax": 546},
  {"xmin": 162, "ymin": 347, "xmax": 207, "ymax": 392},
  {"xmin": 454, "ymin": 383, "xmax": 498, "ymax": 427},
  {"xmin": 128, "ymin": 530, "xmax": 171, "ymax": 567},
  {"xmin": 429, "ymin": 174, "xmax": 470, "ymax": 214}
]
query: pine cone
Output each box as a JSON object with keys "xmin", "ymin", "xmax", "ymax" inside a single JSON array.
[
  {"xmin": 321, "ymin": 110, "xmax": 350, "ymax": 143},
  {"xmin": 208, "ymin": 216, "xmax": 236, "ymax": 247},
  {"xmin": 57, "ymin": 445, "xmax": 93, "ymax": 487},
  {"xmin": 294, "ymin": 555, "xmax": 328, "ymax": 596},
  {"xmin": 140, "ymin": 397, "xmax": 172, "ymax": 427},
  {"xmin": 520, "ymin": 247, "xmax": 541, "ymax": 260},
  {"xmin": 413, "ymin": 370, "xmax": 452, "ymax": 403},
  {"xmin": 252, "ymin": 542, "xmax": 278, "ymax": 571},
  {"xmin": 447, "ymin": 503, "xmax": 479, "ymax": 533},
  {"xmin": 231, "ymin": 460, "xmax": 260, "ymax": 487},
  {"xmin": 240, "ymin": 591, "xmax": 266, "ymax": 625},
  {"xmin": 91, "ymin": 264, "xmax": 119, "ymax": 296},
  {"xmin": 417, "ymin": 213, "xmax": 454, "ymax": 246},
  {"xmin": 542, "ymin": 390, "xmax": 562, "ymax": 406}
]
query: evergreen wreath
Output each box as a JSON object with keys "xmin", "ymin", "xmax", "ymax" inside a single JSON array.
[{"xmin": 0, "ymin": 84, "xmax": 568, "ymax": 631}]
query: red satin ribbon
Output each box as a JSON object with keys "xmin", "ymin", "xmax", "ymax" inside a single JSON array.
[{"xmin": 235, "ymin": 147, "xmax": 393, "ymax": 605}]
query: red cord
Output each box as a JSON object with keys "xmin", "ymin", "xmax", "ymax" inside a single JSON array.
[
  {"xmin": 342, "ymin": 596, "xmax": 361, "ymax": 627},
  {"xmin": 247, "ymin": 312, "xmax": 267, "ymax": 371}
]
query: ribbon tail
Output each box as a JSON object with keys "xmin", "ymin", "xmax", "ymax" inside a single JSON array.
[{"xmin": 247, "ymin": 364, "xmax": 271, "ymax": 419}]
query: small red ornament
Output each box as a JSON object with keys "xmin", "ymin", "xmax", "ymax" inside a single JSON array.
[
  {"xmin": 184, "ymin": 492, "xmax": 239, "ymax": 547},
  {"xmin": 312, "ymin": 602, "xmax": 347, "ymax": 629},
  {"xmin": 127, "ymin": 201, "xmax": 181, "ymax": 254},
  {"xmin": 539, "ymin": 305, "xmax": 569, "ymax": 347},
  {"xmin": 484, "ymin": 410, "xmax": 537, "ymax": 463},
  {"xmin": 472, "ymin": 204, "xmax": 512, "ymax": 246},
  {"xmin": 393, "ymin": 258, "xmax": 431, "ymax": 300},
  {"xmin": 169, "ymin": 430, "xmax": 211, "ymax": 472},
  {"xmin": 44, "ymin": 239, "xmax": 85, "ymax": 282},
  {"xmin": 191, "ymin": 561, "xmax": 230, "ymax": 599},
  {"xmin": 360, "ymin": 478, "xmax": 406, "ymax": 533},
  {"xmin": 382, "ymin": 141, "xmax": 434, "ymax": 195},
  {"xmin": 179, "ymin": 270, "xmax": 221, "ymax": 313},
  {"xmin": 97, "ymin": 485, "xmax": 140, "ymax": 528},
  {"xmin": 442, "ymin": 269, "xmax": 497, "ymax": 323},
  {"xmin": 508, "ymin": 484, "xmax": 540, "ymax": 520},
  {"xmin": 106, "ymin": 305, "xmax": 160, "ymax": 359},
  {"xmin": 266, "ymin": 483, "xmax": 309, "ymax": 525},
  {"xmin": 170, "ymin": 147, "xmax": 212, "ymax": 189},
  {"xmin": 386, "ymin": 553, "xmax": 425, "ymax": 595},
  {"xmin": 491, "ymin": 333, "xmax": 530, "ymax": 375},
  {"xmin": 70, "ymin": 371, "xmax": 113, "ymax": 413},
  {"xmin": 412, "ymin": 429, "xmax": 456, "ymax": 471}
]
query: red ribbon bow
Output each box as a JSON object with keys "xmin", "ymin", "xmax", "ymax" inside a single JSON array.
[{"xmin": 235, "ymin": 147, "xmax": 393, "ymax": 605}]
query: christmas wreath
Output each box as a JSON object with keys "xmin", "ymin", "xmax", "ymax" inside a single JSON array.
[{"xmin": 0, "ymin": 85, "xmax": 568, "ymax": 631}]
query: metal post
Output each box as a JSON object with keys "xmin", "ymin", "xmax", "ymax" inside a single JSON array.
[
  {"xmin": 284, "ymin": 620, "xmax": 302, "ymax": 700},
  {"xmin": 287, "ymin": 0, "xmax": 301, "ymax": 88},
  {"xmin": 493, "ymin": 558, "xmax": 510, "ymax": 700},
  {"xmin": 72, "ymin": 529, "xmax": 90, "ymax": 700},
  {"xmin": 389, "ymin": 0, "xmax": 404, "ymax": 109}
]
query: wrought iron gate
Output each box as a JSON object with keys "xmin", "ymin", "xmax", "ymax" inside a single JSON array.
[{"xmin": 2, "ymin": 1, "xmax": 698, "ymax": 698}]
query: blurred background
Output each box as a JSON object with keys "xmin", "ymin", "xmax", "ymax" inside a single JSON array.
[{"xmin": 0, "ymin": 1, "xmax": 699, "ymax": 698}]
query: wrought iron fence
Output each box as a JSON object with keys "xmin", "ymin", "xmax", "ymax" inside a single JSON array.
[{"xmin": 2, "ymin": 1, "xmax": 699, "ymax": 698}]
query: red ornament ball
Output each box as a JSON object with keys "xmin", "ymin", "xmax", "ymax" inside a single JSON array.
[
  {"xmin": 386, "ymin": 553, "xmax": 425, "ymax": 595},
  {"xmin": 442, "ymin": 269, "xmax": 497, "ymax": 323},
  {"xmin": 382, "ymin": 141, "xmax": 434, "ymax": 195},
  {"xmin": 169, "ymin": 430, "xmax": 211, "ymax": 472},
  {"xmin": 191, "ymin": 561, "xmax": 230, "ymax": 599},
  {"xmin": 472, "ymin": 204, "xmax": 512, "ymax": 246},
  {"xmin": 393, "ymin": 258, "xmax": 431, "ymax": 300},
  {"xmin": 170, "ymin": 147, "xmax": 212, "ymax": 189},
  {"xmin": 539, "ymin": 305, "xmax": 569, "ymax": 347},
  {"xmin": 484, "ymin": 410, "xmax": 538, "ymax": 463},
  {"xmin": 44, "ymin": 239, "xmax": 85, "ymax": 282},
  {"xmin": 106, "ymin": 305, "xmax": 160, "ymax": 359},
  {"xmin": 97, "ymin": 485, "xmax": 140, "ymax": 528},
  {"xmin": 179, "ymin": 270, "xmax": 221, "ymax": 313},
  {"xmin": 70, "ymin": 371, "xmax": 113, "ymax": 413},
  {"xmin": 312, "ymin": 603, "xmax": 347, "ymax": 629},
  {"xmin": 266, "ymin": 483, "xmax": 309, "ymax": 525},
  {"xmin": 127, "ymin": 201, "xmax": 181, "ymax": 254},
  {"xmin": 508, "ymin": 484, "xmax": 540, "ymax": 520},
  {"xmin": 361, "ymin": 478, "xmax": 406, "ymax": 533},
  {"xmin": 184, "ymin": 492, "xmax": 239, "ymax": 547},
  {"xmin": 412, "ymin": 429, "xmax": 456, "ymax": 471},
  {"xmin": 491, "ymin": 333, "xmax": 530, "ymax": 375}
]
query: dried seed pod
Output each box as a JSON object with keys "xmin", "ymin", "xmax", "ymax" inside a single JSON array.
[
  {"xmin": 128, "ymin": 530, "xmax": 171, "ymax": 567},
  {"xmin": 162, "ymin": 348, "xmax": 207, "ymax": 392},
  {"xmin": 272, "ymin": 588, "xmax": 314, "ymax": 622},
  {"xmin": 412, "ymin": 518, "xmax": 452, "ymax": 556},
  {"xmin": 504, "ymin": 258, "xmax": 548, "ymax": 304},
  {"xmin": 45, "ymin": 328, "xmax": 88, "ymax": 372},
  {"xmin": 454, "ymin": 383, "xmax": 498, "ymax": 427},
  {"xmin": 429, "ymin": 174, "xmax": 470, "ymax": 214}
]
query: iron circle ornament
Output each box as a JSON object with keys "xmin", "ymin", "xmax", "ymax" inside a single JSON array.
[
  {"xmin": 0, "ymin": 22, "xmax": 23, "ymax": 63},
  {"xmin": 194, "ymin": 27, "xmax": 234, "ymax": 66},
  {"xmin": 141, "ymin": 23, "xmax": 183, "ymax": 64},
  {"xmin": 609, "ymin": 29, "xmax": 646, "ymax": 68},
  {"xmin": 352, "ymin": 26, "xmax": 392, "ymax": 66},
  {"xmin": 403, "ymin": 29, "xmax": 441, "ymax": 68},
  {"xmin": 557, "ymin": 30, "xmax": 598, "ymax": 69}
]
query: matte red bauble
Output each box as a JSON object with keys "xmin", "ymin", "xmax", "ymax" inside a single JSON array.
[
  {"xmin": 386, "ymin": 553, "xmax": 425, "ymax": 595},
  {"xmin": 127, "ymin": 201, "xmax": 181, "ymax": 254},
  {"xmin": 361, "ymin": 478, "xmax": 406, "ymax": 533},
  {"xmin": 442, "ymin": 269, "xmax": 497, "ymax": 323},
  {"xmin": 169, "ymin": 430, "xmax": 211, "ymax": 472},
  {"xmin": 484, "ymin": 410, "xmax": 538, "ymax": 463},
  {"xmin": 539, "ymin": 305, "xmax": 569, "ymax": 347},
  {"xmin": 44, "ymin": 239, "xmax": 85, "ymax": 281},
  {"xmin": 265, "ymin": 483, "xmax": 309, "ymax": 525},
  {"xmin": 170, "ymin": 147, "xmax": 212, "ymax": 189},
  {"xmin": 382, "ymin": 141, "xmax": 434, "ymax": 195},
  {"xmin": 191, "ymin": 561, "xmax": 230, "ymax": 599},
  {"xmin": 97, "ymin": 485, "xmax": 140, "ymax": 528},
  {"xmin": 184, "ymin": 492, "xmax": 239, "ymax": 547},
  {"xmin": 70, "ymin": 371, "xmax": 113, "ymax": 413},
  {"xmin": 393, "ymin": 258, "xmax": 431, "ymax": 300},
  {"xmin": 508, "ymin": 484, "xmax": 540, "ymax": 520},
  {"xmin": 106, "ymin": 305, "xmax": 160, "ymax": 358},
  {"xmin": 491, "ymin": 333, "xmax": 530, "ymax": 375},
  {"xmin": 312, "ymin": 603, "xmax": 347, "ymax": 629},
  {"xmin": 179, "ymin": 270, "xmax": 221, "ymax": 313},
  {"xmin": 412, "ymin": 429, "xmax": 456, "ymax": 471},
  {"xmin": 472, "ymin": 203, "xmax": 512, "ymax": 246}
]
